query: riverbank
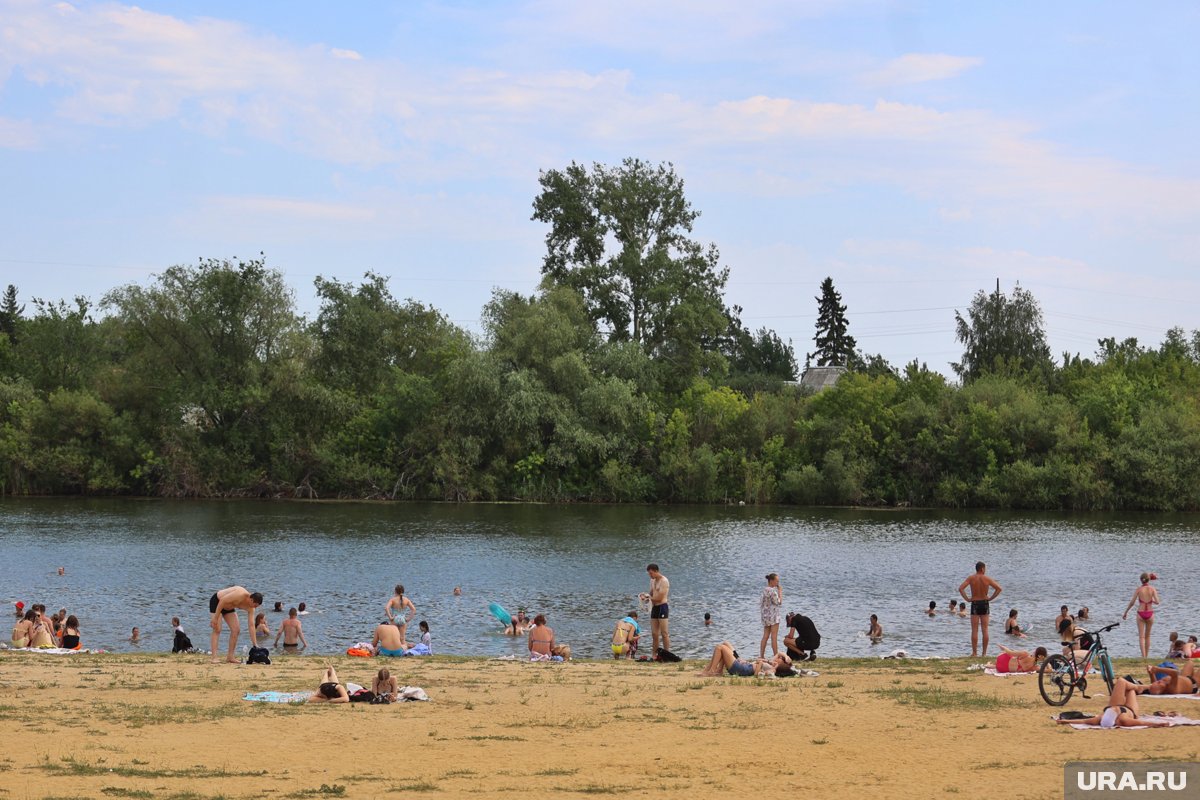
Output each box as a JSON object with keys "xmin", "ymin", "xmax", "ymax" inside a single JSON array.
[{"xmin": 1, "ymin": 653, "xmax": 1195, "ymax": 799}]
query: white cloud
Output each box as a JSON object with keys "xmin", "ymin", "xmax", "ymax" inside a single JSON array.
[
  {"xmin": 329, "ymin": 48, "xmax": 362, "ymax": 61},
  {"xmin": 865, "ymin": 53, "xmax": 984, "ymax": 86}
]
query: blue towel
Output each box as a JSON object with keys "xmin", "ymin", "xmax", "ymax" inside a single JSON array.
[
  {"xmin": 404, "ymin": 643, "xmax": 432, "ymax": 656},
  {"xmin": 243, "ymin": 691, "xmax": 309, "ymax": 703}
]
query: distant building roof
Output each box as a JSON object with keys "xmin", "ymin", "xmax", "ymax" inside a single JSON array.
[{"xmin": 793, "ymin": 365, "xmax": 846, "ymax": 392}]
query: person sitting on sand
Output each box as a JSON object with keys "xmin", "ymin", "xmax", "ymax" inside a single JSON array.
[
  {"xmin": 28, "ymin": 612, "xmax": 55, "ymax": 648},
  {"xmin": 417, "ymin": 620, "xmax": 432, "ymax": 653},
  {"xmin": 373, "ymin": 668, "xmax": 399, "ymax": 702},
  {"xmin": 274, "ymin": 607, "xmax": 308, "ymax": 652},
  {"xmin": 1056, "ymin": 677, "xmax": 1171, "ymax": 728},
  {"xmin": 11, "ymin": 609, "xmax": 35, "ymax": 649},
  {"xmin": 310, "ymin": 666, "xmax": 350, "ymax": 704},
  {"xmin": 528, "ymin": 615, "xmax": 555, "ymax": 658},
  {"xmin": 868, "ymin": 614, "xmax": 883, "ymax": 643},
  {"xmin": 172, "ymin": 617, "xmax": 195, "ymax": 653},
  {"xmin": 59, "ymin": 615, "xmax": 81, "ymax": 650},
  {"xmin": 373, "ymin": 619, "xmax": 407, "ymax": 657},
  {"xmin": 698, "ymin": 642, "xmax": 795, "ymax": 677},
  {"xmin": 1004, "ymin": 609, "xmax": 1026, "ymax": 637},
  {"xmin": 994, "ymin": 645, "xmax": 1047, "ymax": 673},
  {"xmin": 1058, "ymin": 618, "xmax": 1093, "ymax": 663},
  {"xmin": 1142, "ymin": 660, "xmax": 1198, "ymax": 695}
]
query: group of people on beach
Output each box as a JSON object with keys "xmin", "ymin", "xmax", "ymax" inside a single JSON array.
[{"xmin": 10, "ymin": 601, "xmax": 80, "ymax": 650}]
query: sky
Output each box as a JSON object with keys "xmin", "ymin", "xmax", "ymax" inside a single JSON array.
[{"xmin": 1, "ymin": 0, "xmax": 1198, "ymax": 375}]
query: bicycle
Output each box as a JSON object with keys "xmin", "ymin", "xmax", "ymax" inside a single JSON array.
[{"xmin": 1038, "ymin": 622, "xmax": 1118, "ymax": 706}]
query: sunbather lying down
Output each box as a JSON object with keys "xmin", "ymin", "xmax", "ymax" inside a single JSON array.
[
  {"xmin": 1056, "ymin": 677, "xmax": 1171, "ymax": 728},
  {"xmin": 698, "ymin": 642, "xmax": 795, "ymax": 677}
]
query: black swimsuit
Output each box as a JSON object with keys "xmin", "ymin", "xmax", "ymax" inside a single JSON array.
[{"xmin": 209, "ymin": 593, "xmax": 237, "ymax": 615}]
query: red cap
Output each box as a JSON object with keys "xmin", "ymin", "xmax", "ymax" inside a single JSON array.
[
  {"xmin": 15, "ymin": 601, "xmax": 24, "ymax": 609},
  {"xmin": 1149, "ymin": 572, "xmax": 1158, "ymax": 580}
]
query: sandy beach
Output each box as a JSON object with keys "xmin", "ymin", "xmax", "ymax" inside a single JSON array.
[{"xmin": 0, "ymin": 652, "xmax": 1196, "ymax": 799}]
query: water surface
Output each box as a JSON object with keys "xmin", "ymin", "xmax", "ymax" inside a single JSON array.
[{"xmin": 2, "ymin": 499, "xmax": 1196, "ymax": 660}]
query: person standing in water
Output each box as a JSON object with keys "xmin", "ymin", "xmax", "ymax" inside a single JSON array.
[
  {"xmin": 209, "ymin": 586, "xmax": 263, "ymax": 664},
  {"xmin": 759, "ymin": 573, "xmax": 783, "ymax": 659},
  {"xmin": 1122, "ymin": 572, "xmax": 1160, "ymax": 659},
  {"xmin": 958, "ymin": 562, "xmax": 1002, "ymax": 657},
  {"xmin": 385, "ymin": 585, "xmax": 417, "ymax": 642},
  {"xmin": 644, "ymin": 564, "xmax": 670, "ymax": 655}
]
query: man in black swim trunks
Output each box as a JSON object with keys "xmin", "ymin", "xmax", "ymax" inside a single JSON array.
[
  {"xmin": 645, "ymin": 564, "xmax": 671, "ymax": 655},
  {"xmin": 209, "ymin": 586, "xmax": 263, "ymax": 664},
  {"xmin": 958, "ymin": 562, "xmax": 1002, "ymax": 657}
]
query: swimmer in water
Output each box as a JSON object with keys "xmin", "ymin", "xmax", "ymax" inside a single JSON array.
[
  {"xmin": 868, "ymin": 614, "xmax": 883, "ymax": 643},
  {"xmin": 1005, "ymin": 609, "xmax": 1026, "ymax": 637},
  {"xmin": 926, "ymin": 601, "xmax": 937, "ymax": 617}
]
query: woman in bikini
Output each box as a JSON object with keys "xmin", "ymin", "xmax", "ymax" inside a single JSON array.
[
  {"xmin": 372, "ymin": 668, "xmax": 399, "ymax": 702},
  {"xmin": 254, "ymin": 613, "xmax": 271, "ymax": 638},
  {"xmin": 10, "ymin": 609, "xmax": 35, "ymax": 649},
  {"xmin": 1122, "ymin": 572, "xmax": 1160, "ymax": 658},
  {"xmin": 310, "ymin": 666, "xmax": 350, "ymax": 703},
  {"xmin": 1143, "ymin": 660, "xmax": 1199, "ymax": 696},
  {"xmin": 59, "ymin": 615, "xmax": 82, "ymax": 650},
  {"xmin": 1056, "ymin": 677, "xmax": 1172, "ymax": 728},
  {"xmin": 527, "ymin": 614, "xmax": 555, "ymax": 658},
  {"xmin": 994, "ymin": 645, "xmax": 1047, "ymax": 673}
]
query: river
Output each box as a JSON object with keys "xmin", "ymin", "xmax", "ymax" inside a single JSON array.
[{"xmin": 2, "ymin": 499, "xmax": 1196, "ymax": 660}]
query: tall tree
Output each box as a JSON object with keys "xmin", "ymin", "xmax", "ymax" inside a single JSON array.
[
  {"xmin": 953, "ymin": 283, "xmax": 1053, "ymax": 382},
  {"xmin": 531, "ymin": 158, "xmax": 730, "ymax": 385},
  {"xmin": 0, "ymin": 285, "xmax": 23, "ymax": 342},
  {"xmin": 810, "ymin": 277, "xmax": 856, "ymax": 367}
]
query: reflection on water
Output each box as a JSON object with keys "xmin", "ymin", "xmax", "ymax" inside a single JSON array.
[{"xmin": 1, "ymin": 499, "xmax": 1196, "ymax": 659}]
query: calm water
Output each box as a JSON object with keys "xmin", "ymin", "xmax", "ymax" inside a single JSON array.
[{"xmin": 2, "ymin": 499, "xmax": 1197, "ymax": 660}]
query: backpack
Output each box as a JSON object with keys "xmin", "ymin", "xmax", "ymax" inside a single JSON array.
[
  {"xmin": 172, "ymin": 630, "xmax": 194, "ymax": 653},
  {"xmin": 655, "ymin": 647, "xmax": 682, "ymax": 663},
  {"xmin": 246, "ymin": 646, "xmax": 271, "ymax": 665}
]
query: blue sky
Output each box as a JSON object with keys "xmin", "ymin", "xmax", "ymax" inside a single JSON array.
[{"xmin": 2, "ymin": 0, "xmax": 1197, "ymax": 373}]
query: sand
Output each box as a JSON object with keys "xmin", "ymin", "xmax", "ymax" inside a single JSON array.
[{"xmin": 0, "ymin": 652, "xmax": 1196, "ymax": 799}]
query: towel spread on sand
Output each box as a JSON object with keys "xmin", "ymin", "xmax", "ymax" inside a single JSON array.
[
  {"xmin": 983, "ymin": 667, "xmax": 1037, "ymax": 677},
  {"xmin": 243, "ymin": 691, "xmax": 310, "ymax": 703},
  {"xmin": 1064, "ymin": 714, "xmax": 1200, "ymax": 730},
  {"xmin": 1, "ymin": 646, "xmax": 100, "ymax": 655}
]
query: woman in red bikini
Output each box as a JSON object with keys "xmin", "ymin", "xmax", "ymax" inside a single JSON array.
[{"xmin": 1122, "ymin": 572, "xmax": 1160, "ymax": 659}]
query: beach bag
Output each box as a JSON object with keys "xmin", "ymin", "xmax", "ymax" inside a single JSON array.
[
  {"xmin": 346, "ymin": 647, "xmax": 372, "ymax": 658},
  {"xmin": 655, "ymin": 647, "xmax": 681, "ymax": 663},
  {"xmin": 246, "ymin": 646, "xmax": 271, "ymax": 665},
  {"xmin": 349, "ymin": 689, "xmax": 375, "ymax": 703},
  {"xmin": 369, "ymin": 693, "xmax": 392, "ymax": 705},
  {"xmin": 173, "ymin": 630, "xmax": 194, "ymax": 653}
]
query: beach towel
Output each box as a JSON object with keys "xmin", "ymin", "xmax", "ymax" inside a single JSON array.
[
  {"xmin": 983, "ymin": 667, "xmax": 1037, "ymax": 677},
  {"xmin": 1063, "ymin": 714, "xmax": 1200, "ymax": 730},
  {"xmin": 243, "ymin": 691, "xmax": 309, "ymax": 703},
  {"xmin": 404, "ymin": 643, "xmax": 431, "ymax": 656},
  {"xmin": 1, "ymin": 646, "xmax": 99, "ymax": 655},
  {"xmin": 397, "ymin": 686, "xmax": 429, "ymax": 701}
]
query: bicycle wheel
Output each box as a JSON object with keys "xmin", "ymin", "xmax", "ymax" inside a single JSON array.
[
  {"xmin": 1039, "ymin": 654, "xmax": 1075, "ymax": 706},
  {"xmin": 1098, "ymin": 650, "xmax": 1115, "ymax": 695}
]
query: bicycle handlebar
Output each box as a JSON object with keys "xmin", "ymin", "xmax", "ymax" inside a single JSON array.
[{"xmin": 1089, "ymin": 623, "xmax": 1119, "ymax": 635}]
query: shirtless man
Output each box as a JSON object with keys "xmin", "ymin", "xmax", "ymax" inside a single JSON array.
[
  {"xmin": 208, "ymin": 586, "xmax": 263, "ymax": 664},
  {"xmin": 273, "ymin": 607, "xmax": 308, "ymax": 652},
  {"xmin": 644, "ymin": 563, "xmax": 670, "ymax": 655},
  {"xmin": 373, "ymin": 619, "xmax": 407, "ymax": 657},
  {"xmin": 958, "ymin": 562, "xmax": 1002, "ymax": 657}
]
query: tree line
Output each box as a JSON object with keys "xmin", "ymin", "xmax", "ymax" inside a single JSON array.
[{"xmin": 4, "ymin": 159, "xmax": 1200, "ymax": 510}]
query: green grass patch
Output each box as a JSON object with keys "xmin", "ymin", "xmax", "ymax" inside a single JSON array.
[{"xmin": 871, "ymin": 686, "xmax": 1013, "ymax": 711}]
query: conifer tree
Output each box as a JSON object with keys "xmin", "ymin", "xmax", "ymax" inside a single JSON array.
[
  {"xmin": 0, "ymin": 284, "xmax": 23, "ymax": 342},
  {"xmin": 810, "ymin": 277, "xmax": 855, "ymax": 367}
]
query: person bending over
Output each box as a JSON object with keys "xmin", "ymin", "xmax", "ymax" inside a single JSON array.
[{"xmin": 208, "ymin": 586, "xmax": 264, "ymax": 664}]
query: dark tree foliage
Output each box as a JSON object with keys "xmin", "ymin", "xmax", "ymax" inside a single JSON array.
[
  {"xmin": 721, "ymin": 304, "xmax": 797, "ymax": 389},
  {"xmin": 0, "ymin": 285, "xmax": 23, "ymax": 342},
  {"xmin": 953, "ymin": 284, "xmax": 1053, "ymax": 383},
  {"xmin": 810, "ymin": 277, "xmax": 856, "ymax": 367}
]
